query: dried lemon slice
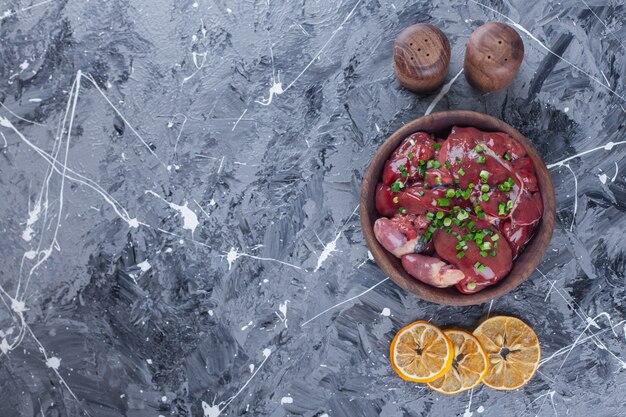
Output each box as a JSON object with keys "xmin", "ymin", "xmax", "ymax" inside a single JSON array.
[
  {"xmin": 390, "ymin": 321, "xmax": 453, "ymax": 383},
  {"xmin": 473, "ymin": 316, "xmax": 541, "ymax": 390},
  {"xmin": 427, "ymin": 329, "xmax": 489, "ymax": 394}
]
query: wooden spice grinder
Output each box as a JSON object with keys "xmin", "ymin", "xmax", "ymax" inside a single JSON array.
[
  {"xmin": 464, "ymin": 22, "xmax": 524, "ymax": 92},
  {"xmin": 393, "ymin": 24, "xmax": 451, "ymax": 93}
]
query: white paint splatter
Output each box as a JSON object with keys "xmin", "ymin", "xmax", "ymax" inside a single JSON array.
[
  {"xmin": 477, "ymin": 405, "xmax": 485, "ymax": 413},
  {"xmin": 280, "ymin": 397, "xmax": 293, "ymax": 405},
  {"xmin": 273, "ymin": 300, "xmax": 289, "ymax": 328},
  {"xmin": 137, "ymin": 260, "xmax": 151, "ymax": 272},
  {"xmin": 381, "ymin": 307, "xmax": 391, "ymax": 317},
  {"xmin": 202, "ymin": 348, "xmax": 272, "ymax": 417},
  {"xmin": 249, "ymin": 364, "xmax": 254, "ymax": 373},
  {"xmin": 0, "ymin": 338, "xmax": 10, "ymax": 354},
  {"xmin": 256, "ymin": 0, "xmax": 362, "ymax": 105},
  {"xmin": 241, "ymin": 321, "xmax": 253, "ymax": 331},
  {"xmin": 21, "ymin": 198, "xmax": 42, "ymax": 241},
  {"xmin": 145, "ymin": 190, "xmax": 199, "ymax": 237},
  {"xmin": 19, "ymin": 60, "xmax": 29, "ymax": 71},
  {"xmin": 301, "ymin": 277, "xmax": 390, "ymax": 326},
  {"xmin": 424, "ymin": 68, "xmax": 464, "ymax": 116},
  {"xmin": 222, "ymin": 247, "xmax": 301, "ymax": 271},
  {"xmin": 45, "ymin": 356, "xmax": 61, "ymax": 370},
  {"xmin": 0, "ymin": 0, "xmax": 53, "ymax": 21},
  {"xmin": 599, "ymin": 173, "xmax": 608, "ymax": 184},
  {"xmin": 146, "ymin": 359, "xmax": 153, "ymax": 364},
  {"xmin": 11, "ymin": 299, "xmax": 27, "ymax": 313},
  {"xmin": 463, "ymin": 388, "xmax": 474, "ymax": 417},
  {"xmin": 202, "ymin": 401, "xmax": 222, "ymax": 417},
  {"xmin": 315, "ymin": 232, "xmax": 341, "ymax": 272},
  {"xmin": 208, "ymin": 309, "xmax": 214, "ymax": 316},
  {"xmin": 161, "ymin": 396, "xmax": 167, "ymax": 402},
  {"xmin": 28, "ymin": 98, "xmax": 42, "ymax": 103},
  {"xmin": 232, "ymin": 108, "xmax": 248, "ymax": 131},
  {"xmin": 564, "ymin": 107, "xmax": 569, "ymax": 113},
  {"xmin": 315, "ymin": 205, "xmax": 360, "ymax": 271}
]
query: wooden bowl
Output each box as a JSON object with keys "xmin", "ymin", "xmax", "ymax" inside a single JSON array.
[{"xmin": 360, "ymin": 111, "xmax": 556, "ymax": 306}]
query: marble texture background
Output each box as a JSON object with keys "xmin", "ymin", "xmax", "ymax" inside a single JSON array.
[{"xmin": 0, "ymin": 0, "xmax": 625, "ymax": 416}]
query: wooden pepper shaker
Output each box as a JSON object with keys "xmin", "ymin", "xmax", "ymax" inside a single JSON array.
[
  {"xmin": 393, "ymin": 24, "xmax": 451, "ymax": 93},
  {"xmin": 464, "ymin": 22, "xmax": 524, "ymax": 92}
]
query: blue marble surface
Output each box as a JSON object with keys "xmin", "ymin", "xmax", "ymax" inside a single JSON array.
[{"xmin": 0, "ymin": 0, "xmax": 625, "ymax": 416}]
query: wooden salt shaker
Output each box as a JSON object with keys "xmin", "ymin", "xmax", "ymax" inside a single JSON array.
[
  {"xmin": 393, "ymin": 24, "xmax": 451, "ymax": 93},
  {"xmin": 464, "ymin": 22, "xmax": 524, "ymax": 92}
]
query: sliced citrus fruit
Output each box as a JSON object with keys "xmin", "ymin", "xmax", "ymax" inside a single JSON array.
[
  {"xmin": 427, "ymin": 329, "xmax": 489, "ymax": 394},
  {"xmin": 473, "ymin": 316, "xmax": 541, "ymax": 390},
  {"xmin": 390, "ymin": 321, "xmax": 454, "ymax": 383}
]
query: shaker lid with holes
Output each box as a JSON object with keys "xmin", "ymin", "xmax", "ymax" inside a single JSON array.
[
  {"xmin": 464, "ymin": 22, "xmax": 524, "ymax": 93},
  {"xmin": 393, "ymin": 24, "xmax": 451, "ymax": 94}
]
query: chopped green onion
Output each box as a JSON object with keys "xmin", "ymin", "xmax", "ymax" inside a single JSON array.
[
  {"xmin": 481, "ymin": 184, "xmax": 490, "ymax": 192},
  {"xmin": 457, "ymin": 210, "xmax": 469, "ymax": 221},
  {"xmin": 474, "ymin": 145, "xmax": 484, "ymax": 153},
  {"xmin": 426, "ymin": 212, "xmax": 435, "ymax": 219},
  {"xmin": 474, "ymin": 262, "xmax": 481, "ymax": 268},
  {"xmin": 419, "ymin": 159, "xmax": 426, "ymax": 166},
  {"xmin": 446, "ymin": 189, "xmax": 456, "ymax": 198},
  {"xmin": 477, "ymin": 155, "xmax": 486, "ymax": 164},
  {"xmin": 491, "ymin": 251, "xmax": 497, "ymax": 257},
  {"xmin": 478, "ymin": 265, "xmax": 486, "ymax": 272},
  {"xmin": 454, "ymin": 179, "xmax": 460, "ymax": 184},
  {"xmin": 458, "ymin": 168, "xmax": 465, "ymax": 176},
  {"xmin": 393, "ymin": 196, "xmax": 399, "ymax": 204},
  {"xmin": 469, "ymin": 183, "xmax": 476, "ymax": 189},
  {"xmin": 477, "ymin": 212, "xmax": 485, "ymax": 219},
  {"xmin": 507, "ymin": 200, "xmax": 514, "ymax": 209},
  {"xmin": 467, "ymin": 281, "xmax": 477, "ymax": 290},
  {"xmin": 498, "ymin": 202, "xmax": 506, "ymax": 215},
  {"xmin": 408, "ymin": 152, "xmax": 414, "ymax": 159},
  {"xmin": 504, "ymin": 152, "xmax": 512, "ymax": 160},
  {"xmin": 433, "ymin": 143, "xmax": 442, "ymax": 150},
  {"xmin": 435, "ymin": 176, "xmax": 442, "ymax": 184},
  {"xmin": 398, "ymin": 207, "xmax": 406, "ymax": 214},
  {"xmin": 481, "ymin": 194, "xmax": 489, "ymax": 201},
  {"xmin": 453, "ymin": 218, "xmax": 461, "ymax": 226},
  {"xmin": 480, "ymin": 250, "xmax": 488, "ymax": 257},
  {"xmin": 456, "ymin": 251, "xmax": 465, "ymax": 259},
  {"xmin": 468, "ymin": 221, "xmax": 475, "ymax": 230},
  {"xmin": 418, "ymin": 190, "xmax": 425, "ymax": 196},
  {"xmin": 491, "ymin": 234, "xmax": 499, "ymax": 241},
  {"xmin": 399, "ymin": 164, "xmax": 408, "ymax": 177},
  {"xmin": 443, "ymin": 218, "xmax": 452, "ymax": 227},
  {"xmin": 436, "ymin": 211, "xmax": 445, "ymax": 219},
  {"xmin": 437, "ymin": 198, "xmax": 451, "ymax": 207},
  {"xmin": 391, "ymin": 180, "xmax": 403, "ymax": 192},
  {"xmin": 445, "ymin": 161, "xmax": 451, "ymax": 169},
  {"xmin": 482, "ymin": 242, "xmax": 492, "ymax": 250},
  {"xmin": 494, "ymin": 242, "xmax": 499, "ymax": 248}
]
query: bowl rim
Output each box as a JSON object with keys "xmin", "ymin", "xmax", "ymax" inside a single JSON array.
[{"xmin": 360, "ymin": 110, "xmax": 556, "ymax": 306}]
